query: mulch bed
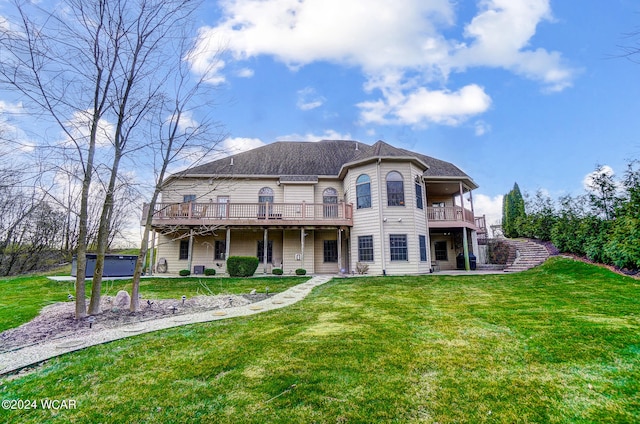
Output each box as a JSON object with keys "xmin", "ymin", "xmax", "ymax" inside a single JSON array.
[{"xmin": 0, "ymin": 293, "xmax": 268, "ymax": 353}]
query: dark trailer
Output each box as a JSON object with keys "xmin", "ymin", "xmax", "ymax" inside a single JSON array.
[{"xmin": 71, "ymin": 254, "xmax": 137, "ymax": 278}]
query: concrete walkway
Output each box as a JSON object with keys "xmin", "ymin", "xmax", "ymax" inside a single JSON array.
[{"xmin": 0, "ymin": 275, "xmax": 333, "ymax": 377}]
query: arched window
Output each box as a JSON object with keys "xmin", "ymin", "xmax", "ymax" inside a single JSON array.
[
  {"xmin": 258, "ymin": 187, "xmax": 274, "ymax": 217},
  {"xmin": 386, "ymin": 171, "xmax": 405, "ymax": 206},
  {"xmin": 323, "ymin": 187, "xmax": 338, "ymax": 217},
  {"xmin": 258, "ymin": 187, "xmax": 274, "ymax": 203},
  {"xmin": 356, "ymin": 174, "xmax": 371, "ymax": 209}
]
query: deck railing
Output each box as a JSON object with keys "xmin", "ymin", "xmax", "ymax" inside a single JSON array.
[
  {"xmin": 427, "ymin": 206, "xmax": 475, "ymax": 224},
  {"xmin": 144, "ymin": 201, "xmax": 353, "ymax": 225}
]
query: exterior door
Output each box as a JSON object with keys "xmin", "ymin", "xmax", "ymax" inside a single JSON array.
[{"xmin": 217, "ymin": 196, "xmax": 229, "ymax": 218}]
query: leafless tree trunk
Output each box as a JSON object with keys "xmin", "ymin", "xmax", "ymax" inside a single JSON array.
[
  {"xmin": 87, "ymin": 0, "xmax": 202, "ymax": 315},
  {"xmin": 130, "ymin": 36, "xmax": 227, "ymax": 312},
  {"xmin": 0, "ymin": 0, "xmax": 121, "ymax": 318}
]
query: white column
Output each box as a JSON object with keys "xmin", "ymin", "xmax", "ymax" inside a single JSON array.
[
  {"xmin": 149, "ymin": 230, "xmax": 156, "ymax": 275},
  {"xmin": 300, "ymin": 228, "xmax": 305, "ymax": 265},
  {"xmin": 225, "ymin": 228, "xmax": 231, "ymax": 273},
  {"xmin": 263, "ymin": 228, "xmax": 268, "ymax": 274},
  {"xmin": 337, "ymin": 228, "xmax": 343, "ymax": 273},
  {"xmin": 459, "ymin": 182, "xmax": 470, "ymax": 271},
  {"xmin": 187, "ymin": 229, "xmax": 194, "ymax": 273}
]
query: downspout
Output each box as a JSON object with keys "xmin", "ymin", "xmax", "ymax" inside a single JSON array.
[{"xmin": 376, "ymin": 158, "xmax": 386, "ymax": 275}]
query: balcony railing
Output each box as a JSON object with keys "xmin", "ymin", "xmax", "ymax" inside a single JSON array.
[
  {"xmin": 144, "ymin": 201, "xmax": 353, "ymax": 226},
  {"xmin": 427, "ymin": 206, "xmax": 475, "ymax": 224}
]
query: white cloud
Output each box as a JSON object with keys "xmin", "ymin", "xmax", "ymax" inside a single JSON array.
[
  {"xmin": 236, "ymin": 68, "xmax": 255, "ymax": 78},
  {"xmin": 582, "ymin": 165, "xmax": 623, "ymax": 193},
  {"xmin": 276, "ymin": 129, "xmax": 352, "ymax": 142},
  {"xmin": 296, "ymin": 86, "xmax": 325, "ymax": 111},
  {"xmin": 192, "ymin": 0, "xmax": 575, "ymax": 126},
  {"xmin": 222, "ymin": 137, "xmax": 266, "ymax": 154},
  {"xmin": 473, "ymin": 193, "xmax": 504, "ymax": 229},
  {"xmin": 62, "ymin": 110, "xmax": 114, "ymax": 148},
  {"xmin": 474, "ymin": 120, "xmax": 491, "ymax": 136},
  {"xmin": 358, "ymin": 84, "xmax": 491, "ymax": 126},
  {"xmin": 452, "ymin": 0, "xmax": 574, "ymax": 92}
]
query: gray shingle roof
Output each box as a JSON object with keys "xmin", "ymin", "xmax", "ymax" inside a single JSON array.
[{"xmin": 180, "ymin": 139, "xmax": 474, "ymax": 183}]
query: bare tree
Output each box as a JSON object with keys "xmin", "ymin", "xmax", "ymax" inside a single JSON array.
[
  {"xmin": 0, "ymin": 0, "xmax": 125, "ymax": 318},
  {"xmin": 129, "ymin": 35, "xmax": 228, "ymax": 312},
  {"xmin": 0, "ymin": 0, "xmax": 211, "ymax": 318},
  {"xmin": 86, "ymin": 0, "xmax": 202, "ymax": 314}
]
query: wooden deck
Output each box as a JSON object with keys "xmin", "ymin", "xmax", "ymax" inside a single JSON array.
[{"xmin": 144, "ymin": 202, "xmax": 353, "ymax": 227}]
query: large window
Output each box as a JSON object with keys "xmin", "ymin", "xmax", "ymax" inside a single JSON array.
[
  {"xmin": 257, "ymin": 240, "xmax": 273, "ymax": 263},
  {"xmin": 214, "ymin": 240, "xmax": 226, "ymax": 260},
  {"xmin": 390, "ymin": 234, "xmax": 408, "ymax": 261},
  {"xmin": 183, "ymin": 194, "xmax": 196, "ymax": 203},
  {"xmin": 419, "ymin": 235, "xmax": 427, "ymax": 262},
  {"xmin": 387, "ymin": 171, "xmax": 405, "ymax": 206},
  {"xmin": 323, "ymin": 187, "xmax": 338, "ymax": 217},
  {"xmin": 358, "ymin": 235, "xmax": 374, "ymax": 262},
  {"xmin": 179, "ymin": 240, "xmax": 189, "ymax": 260},
  {"xmin": 434, "ymin": 241, "xmax": 448, "ymax": 261},
  {"xmin": 415, "ymin": 183, "xmax": 424, "ymax": 210},
  {"xmin": 324, "ymin": 240, "xmax": 338, "ymax": 263},
  {"xmin": 356, "ymin": 174, "xmax": 371, "ymax": 209}
]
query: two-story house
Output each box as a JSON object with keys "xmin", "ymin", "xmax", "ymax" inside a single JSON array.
[{"xmin": 145, "ymin": 140, "xmax": 483, "ymax": 275}]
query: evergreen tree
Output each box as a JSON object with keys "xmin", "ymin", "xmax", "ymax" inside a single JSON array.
[{"xmin": 502, "ymin": 182, "xmax": 526, "ymax": 238}]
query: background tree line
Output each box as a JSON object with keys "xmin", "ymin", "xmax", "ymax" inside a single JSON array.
[
  {"xmin": 502, "ymin": 161, "xmax": 640, "ymax": 270},
  {"xmin": 0, "ymin": 0, "xmax": 224, "ymax": 317}
]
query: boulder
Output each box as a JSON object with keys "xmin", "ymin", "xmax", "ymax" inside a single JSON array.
[{"xmin": 114, "ymin": 290, "xmax": 131, "ymax": 309}]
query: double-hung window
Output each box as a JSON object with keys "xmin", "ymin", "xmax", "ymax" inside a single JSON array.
[
  {"xmin": 390, "ymin": 234, "xmax": 408, "ymax": 261},
  {"xmin": 358, "ymin": 235, "xmax": 374, "ymax": 262}
]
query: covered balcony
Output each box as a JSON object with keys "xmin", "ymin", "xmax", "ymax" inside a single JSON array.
[{"xmin": 143, "ymin": 201, "xmax": 353, "ymax": 227}]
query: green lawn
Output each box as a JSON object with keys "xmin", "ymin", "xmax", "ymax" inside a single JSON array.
[
  {"xmin": 1, "ymin": 258, "xmax": 639, "ymax": 423},
  {"xmin": 0, "ymin": 275, "xmax": 308, "ymax": 332}
]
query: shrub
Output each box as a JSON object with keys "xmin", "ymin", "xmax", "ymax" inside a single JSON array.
[
  {"xmin": 272, "ymin": 268, "xmax": 283, "ymax": 275},
  {"xmin": 204, "ymin": 268, "xmax": 216, "ymax": 276},
  {"xmin": 178, "ymin": 269, "xmax": 191, "ymax": 277},
  {"xmin": 227, "ymin": 256, "xmax": 259, "ymax": 277},
  {"xmin": 295, "ymin": 268, "xmax": 306, "ymax": 275},
  {"xmin": 356, "ymin": 262, "xmax": 369, "ymax": 274}
]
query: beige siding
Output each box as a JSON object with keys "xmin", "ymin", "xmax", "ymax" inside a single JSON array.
[
  {"xmin": 162, "ymin": 178, "xmax": 284, "ymax": 204},
  {"xmin": 345, "ymin": 163, "xmax": 383, "ymax": 275},
  {"xmin": 430, "ymin": 234, "xmax": 456, "ymax": 270},
  {"xmin": 283, "ymin": 184, "xmax": 314, "ymax": 203},
  {"xmin": 314, "ymin": 179, "xmax": 344, "ymax": 203},
  {"xmin": 379, "ymin": 162, "xmax": 421, "ymax": 275},
  {"xmin": 314, "ymin": 229, "xmax": 339, "ymax": 274},
  {"xmin": 155, "ymin": 233, "xmax": 181, "ymax": 274}
]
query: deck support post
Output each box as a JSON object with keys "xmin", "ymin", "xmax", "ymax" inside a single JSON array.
[
  {"xmin": 459, "ymin": 182, "xmax": 470, "ymax": 271},
  {"xmin": 263, "ymin": 228, "xmax": 269, "ymax": 274},
  {"xmin": 225, "ymin": 228, "xmax": 231, "ymax": 273},
  {"xmin": 187, "ymin": 228, "xmax": 194, "ymax": 273},
  {"xmin": 149, "ymin": 230, "xmax": 156, "ymax": 275},
  {"xmin": 337, "ymin": 228, "xmax": 343, "ymax": 273}
]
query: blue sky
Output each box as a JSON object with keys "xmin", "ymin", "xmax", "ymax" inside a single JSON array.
[
  {"xmin": 187, "ymin": 0, "xmax": 640, "ymax": 225},
  {"xmin": 1, "ymin": 0, "xmax": 639, "ymax": 231}
]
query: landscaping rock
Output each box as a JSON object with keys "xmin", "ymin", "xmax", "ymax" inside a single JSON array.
[{"xmin": 114, "ymin": 290, "xmax": 131, "ymax": 308}]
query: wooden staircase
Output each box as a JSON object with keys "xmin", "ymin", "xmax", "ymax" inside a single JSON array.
[{"xmin": 503, "ymin": 239, "xmax": 550, "ymax": 272}]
